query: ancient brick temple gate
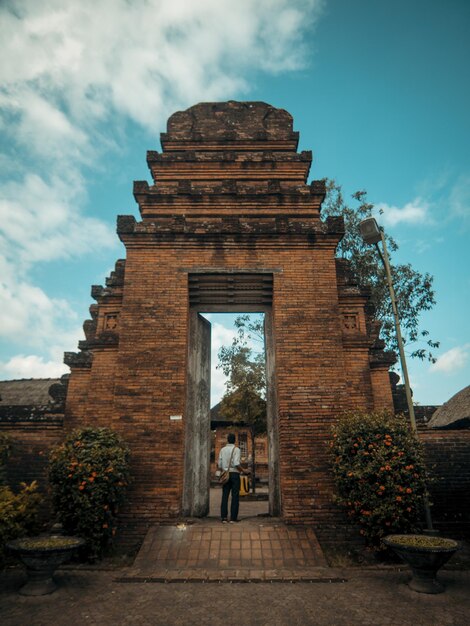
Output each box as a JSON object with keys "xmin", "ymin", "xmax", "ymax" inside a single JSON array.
[{"xmin": 64, "ymin": 101, "xmax": 394, "ymax": 538}]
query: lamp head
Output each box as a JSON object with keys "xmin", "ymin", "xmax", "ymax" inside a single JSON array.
[{"xmin": 359, "ymin": 217, "xmax": 382, "ymax": 245}]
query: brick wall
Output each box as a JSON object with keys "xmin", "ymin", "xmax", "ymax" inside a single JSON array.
[
  {"xmin": 6, "ymin": 103, "xmax": 464, "ymax": 547},
  {"xmin": 0, "ymin": 417, "xmax": 64, "ymax": 519},
  {"xmin": 61, "ymin": 102, "xmax": 397, "ymax": 537},
  {"xmin": 420, "ymin": 430, "xmax": 470, "ymax": 533}
]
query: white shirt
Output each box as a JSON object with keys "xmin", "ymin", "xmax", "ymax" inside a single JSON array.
[{"xmin": 218, "ymin": 444, "xmax": 241, "ymax": 473}]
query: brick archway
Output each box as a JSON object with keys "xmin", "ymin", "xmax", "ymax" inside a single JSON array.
[{"xmin": 64, "ymin": 101, "xmax": 394, "ymax": 539}]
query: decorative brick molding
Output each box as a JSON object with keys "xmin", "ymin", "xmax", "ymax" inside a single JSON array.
[
  {"xmin": 62, "ymin": 102, "xmax": 401, "ymax": 533},
  {"xmin": 64, "ymin": 351, "xmax": 93, "ymax": 369}
]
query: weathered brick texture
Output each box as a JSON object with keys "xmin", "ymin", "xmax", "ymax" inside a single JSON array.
[
  {"xmin": 420, "ymin": 430, "xmax": 470, "ymax": 533},
  {"xmin": 62, "ymin": 102, "xmax": 398, "ymax": 534},
  {"xmin": 0, "ymin": 418, "xmax": 63, "ymax": 519}
]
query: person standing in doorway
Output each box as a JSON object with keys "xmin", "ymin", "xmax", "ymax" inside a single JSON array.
[{"xmin": 219, "ymin": 433, "xmax": 250, "ymax": 523}]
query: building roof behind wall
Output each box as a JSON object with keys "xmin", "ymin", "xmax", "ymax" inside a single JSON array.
[
  {"xmin": 0, "ymin": 379, "xmax": 60, "ymax": 407},
  {"xmin": 428, "ymin": 385, "xmax": 470, "ymax": 429}
]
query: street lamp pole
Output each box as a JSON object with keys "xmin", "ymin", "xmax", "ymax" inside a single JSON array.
[
  {"xmin": 376, "ymin": 231, "xmax": 417, "ymax": 434},
  {"xmin": 359, "ymin": 217, "xmax": 434, "ymax": 531}
]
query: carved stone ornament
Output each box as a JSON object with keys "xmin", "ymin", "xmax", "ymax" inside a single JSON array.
[
  {"xmin": 343, "ymin": 313, "xmax": 359, "ymax": 331},
  {"xmin": 104, "ymin": 313, "xmax": 119, "ymax": 330}
]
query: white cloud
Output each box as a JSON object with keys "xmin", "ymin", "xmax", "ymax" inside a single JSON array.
[
  {"xmin": 430, "ymin": 344, "xmax": 470, "ymax": 374},
  {"xmin": 449, "ymin": 175, "xmax": 470, "ymax": 225},
  {"xmin": 206, "ymin": 317, "xmax": 265, "ymax": 406},
  {"xmin": 0, "ymin": 172, "xmax": 117, "ymax": 269},
  {"xmin": 0, "ymin": 354, "xmax": 69, "ymax": 380},
  {"xmin": 211, "ymin": 322, "xmax": 238, "ymax": 351},
  {"xmin": 0, "ymin": 0, "xmax": 321, "ymax": 370},
  {"xmin": 0, "ymin": 0, "xmax": 322, "ymax": 142},
  {"xmin": 210, "ymin": 322, "xmax": 237, "ymax": 406},
  {"xmin": 0, "ymin": 276, "xmax": 82, "ymax": 348},
  {"xmin": 375, "ymin": 198, "xmax": 430, "ymax": 227}
]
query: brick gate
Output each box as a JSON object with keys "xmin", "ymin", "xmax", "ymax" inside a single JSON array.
[{"xmin": 64, "ymin": 101, "xmax": 394, "ymax": 537}]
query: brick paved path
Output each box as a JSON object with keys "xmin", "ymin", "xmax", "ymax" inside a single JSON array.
[
  {"xmin": 125, "ymin": 517, "xmax": 331, "ymax": 582},
  {"xmin": 122, "ymin": 487, "xmax": 330, "ymax": 582}
]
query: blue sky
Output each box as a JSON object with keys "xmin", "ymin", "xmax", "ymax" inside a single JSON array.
[{"xmin": 0, "ymin": 0, "xmax": 468, "ymax": 406}]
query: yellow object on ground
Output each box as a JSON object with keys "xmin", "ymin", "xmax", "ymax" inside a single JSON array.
[{"xmin": 240, "ymin": 475, "xmax": 250, "ymax": 496}]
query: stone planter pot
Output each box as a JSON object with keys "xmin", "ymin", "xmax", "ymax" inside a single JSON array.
[
  {"xmin": 7, "ymin": 536, "xmax": 85, "ymax": 596},
  {"xmin": 382, "ymin": 534, "xmax": 460, "ymax": 594}
]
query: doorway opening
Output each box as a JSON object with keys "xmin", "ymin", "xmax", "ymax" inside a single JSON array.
[
  {"xmin": 206, "ymin": 312, "xmax": 269, "ymax": 519},
  {"xmin": 182, "ymin": 273, "xmax": 280, "ymax": 520}
]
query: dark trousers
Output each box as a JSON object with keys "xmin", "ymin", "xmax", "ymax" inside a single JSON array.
[{"xmin": 221, "ymin": 472, "xmax": 240, "ymax": 521}]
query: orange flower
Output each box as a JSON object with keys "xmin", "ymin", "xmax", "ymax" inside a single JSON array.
[
  {"xmin": 347, "ymin": 472, "xmax": 353, "ymax": 477},
  {"xmin": 79, "ymin": 485, "xmax": 85, "ymax": 491},
  {"xmin": 384, "ymin": 441, "xmax": 392, "ymax": 446},
  {"xmin": 102, "ymin": 523, "xmax": 108, "ymax": 529},
  {"xmin": 379, "ymin": 485, "xmax": 385, "ymax": 491},
  {"xmin": 406, "ymin": 488, "xmax": 412, "ymax": 494},
  {"xmin": 396, "ymin": 496, "xmax": 402, "ymax": 502},
  {"xmin": 406, "ymin": 507, "xmax": 412, "ymax": 512},
  {"xmin": 385, "ymin": 465, "xmax": 391, "ymax": 471},
  {"xmin": 88, "ymin": 476, "xmax": 95, "ymax": 482}
]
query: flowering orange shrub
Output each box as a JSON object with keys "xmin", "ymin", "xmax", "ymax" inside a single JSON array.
[
  {"xmin": 330, "ymin": 411, "xmax": 429, "ymax": 547},
  {"xmin": 49, "ymin": 428, "xmax": 130, "ymax": 560}
]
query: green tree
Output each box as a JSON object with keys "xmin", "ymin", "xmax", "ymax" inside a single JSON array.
[
  {"xmin": 217, "ymin": 315, "xmax": 267, "ymax": 492},
  {"xmin": 322, "ymin": 179, "xmax": 439, "ymax": 362}
]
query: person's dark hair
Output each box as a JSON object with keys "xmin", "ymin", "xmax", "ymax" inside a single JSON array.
[{"xmin": 227, "ymin": 433, "xmax": 236, "ymax": 444}]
